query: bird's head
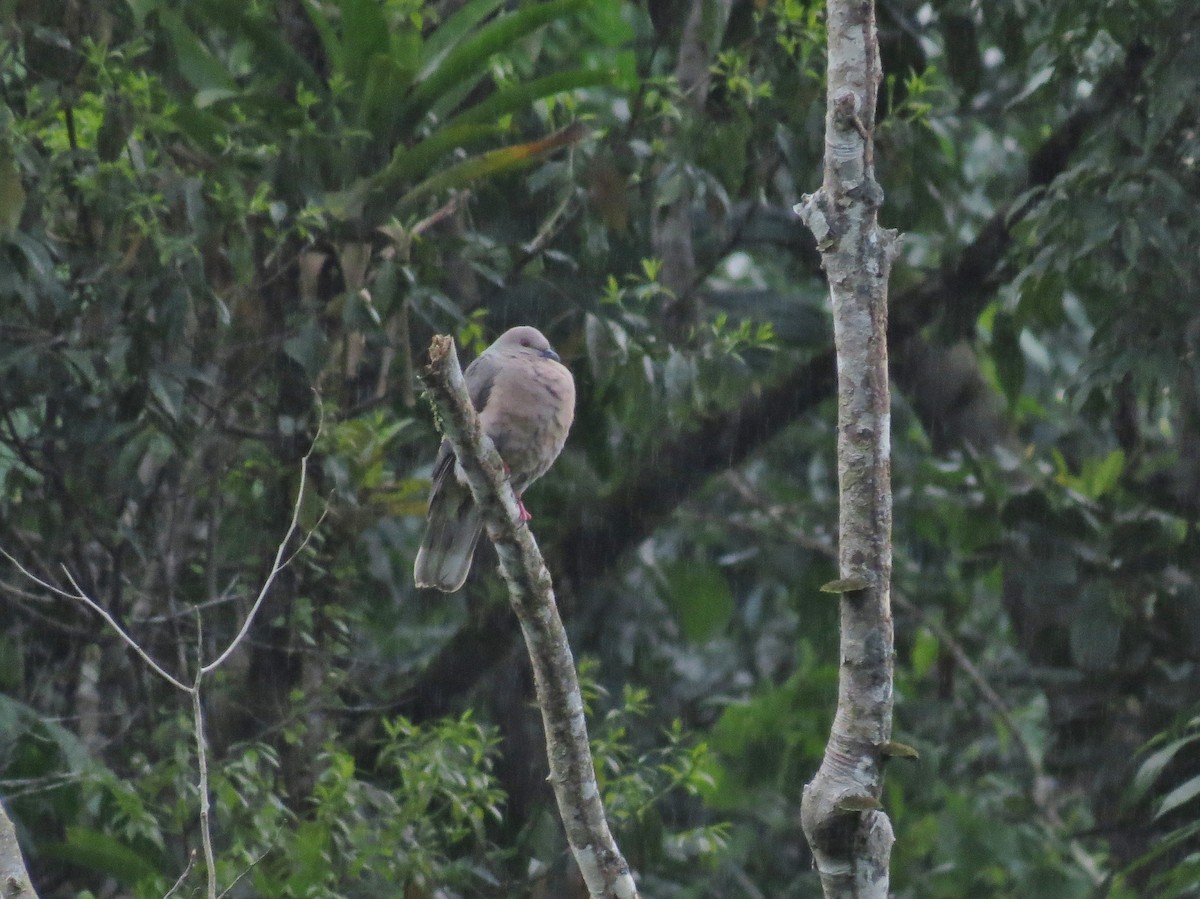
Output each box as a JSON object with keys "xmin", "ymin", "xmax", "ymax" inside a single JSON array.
[{"xmin": 498, "ymin": 326, "xmax": 560, "ymax": 362}]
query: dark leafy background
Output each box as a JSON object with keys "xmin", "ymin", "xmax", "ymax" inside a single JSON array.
[{"xmin": 1, "ymin": 0, "xmax": 1199, "ymax": 896}]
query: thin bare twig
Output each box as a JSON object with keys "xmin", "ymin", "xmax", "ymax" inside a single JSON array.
[
  {"xmin": 193, "ymin": 614, "xmax": 217, "ymax": 899},
  {"xmin": 163, "ymin": 850, "xmax": 197, "ymax": 899},
  {"xmin": 0, "ymin": 417, "xmax": 319, "ymax": 899},
  {"xmin": 0, "ymin": 772, "xmax": 89, "ymax": 801},
  {"xmin": 0, "ymin": 552, "xmax": 194, "ymax": 693},
  {"xmin": 202, "ymin": 450, "xmax": 311, "ymax": 674},
  {"xmin": 136, "ymin": 578, "xmax": 243, "ymax": 623},
  {"xmin": 216, "ymin": 845, "xmax": 274, "ymax": 899}
]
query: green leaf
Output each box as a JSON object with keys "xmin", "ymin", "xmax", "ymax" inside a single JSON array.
[
  {"xmin": 664, "ymin": 348, "xmax": 697, "ymax": 412},
  {"xmin": 395, "ymin": 123, "xmax": 585, "ymax": 209},
  {"xmin": 284, "ymin": 317, "xmax": 327, "ymax": 378},
  {"xmin": 402, "ymin": 0, "xmax": 589, "ymax": 130},
  {"xmin": 299, "ymin": 0, "xmax": 342, "ymax": 72},
  {"xmin": 911, "ymin": 626, "xmax": 939, "ymax": 679},
  {"xmin": 991, "ymin": 310, "xmax": 1024, "ymax": 404},
  {"xmin": 419, "ymin": 0, "xmax": 506, "ymax": 79},
  {"xmin": 377, "ymin": 123, "xmax": 506, "ymax": 191},
  {"xmin": 661, "ymin": 561, "xmax": 734, "ymax": 643},
  {"xmin": 376, "ymin": 68, "xmax": 606, "ymax": 191},
  {"xmin": 447, "ymin": 68, "xmax": 614, "ymax": 129},
  {"xmin": 1068, "ymin": 584, "xmax": 1122, "ymax": 672},
  {"xmin": 158, "ymin": 10, "xmax": 238, "ymax": 98},
  {"xmin": 196, "ymin": 0, "xmax": 325, "ymax": 94},
  {"xmin": 339, "ymin": 0, "xmax": 391, "ymax": 88},
  {"xmin": 43, "ymin": 827, "xmax": 159, "ymax": 884},
  {"xmin": 357, "ymin": 51, "xmax": 417, "ymax": 136},
  {"xmin": 9, "ymin": 231, "xmax": 54, "ymax": 282},
  {"xmin": 0, "ymin": 146, "xmax": 25, "ymax": 236},
  {"xmin": 1156, "ymin": 774, "xmax": 1200, "ymax": 820},
  {"xmin": 1132, "ymin": 732, "xmax": 1200, "ymax": 802},
  {"xmin": 1084, "ymin": 449, "xmax": 1125, "ymax": 498},
  {"xmin": 1144, "ymin": 51, "xmax": 1193, "ymax": 151}
]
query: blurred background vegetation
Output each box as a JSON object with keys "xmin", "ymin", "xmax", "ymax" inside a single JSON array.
[{"xmin": 1, "ymin": 0, "xmax": 1199, "ymax": 895}]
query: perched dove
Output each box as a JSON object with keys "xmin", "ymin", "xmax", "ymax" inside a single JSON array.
[{"xmin": 414, "ymin": 326, "xmax": 575, "ymax": 592}]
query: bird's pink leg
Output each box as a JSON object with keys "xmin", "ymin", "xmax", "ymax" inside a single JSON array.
[{"xmin": 501, "ymin": 461, "xmax": 533, "ymax": 522}]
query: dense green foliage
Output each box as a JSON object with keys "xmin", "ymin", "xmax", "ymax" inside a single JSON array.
[{"xmin": 2, "ymin": 0, "xmax": 1199, "ymax": 895}]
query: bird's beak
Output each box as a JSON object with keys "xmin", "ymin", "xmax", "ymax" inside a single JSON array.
[{"xmin": 541, "ymin": 348, "xmax": 560, "ymax": 362}]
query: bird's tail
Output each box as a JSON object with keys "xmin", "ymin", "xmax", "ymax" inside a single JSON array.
[{"xmin": 414, "ymin": 477, "xmax": 483, "ymax": 592}]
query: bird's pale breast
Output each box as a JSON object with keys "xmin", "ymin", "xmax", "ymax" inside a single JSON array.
[{"xmin": 480, "ymin": 353, "xmax": 574, "ymax": 492}]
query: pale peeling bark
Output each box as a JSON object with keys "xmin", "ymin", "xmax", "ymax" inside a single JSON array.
[
  {"xmin": 420, "ymin": 337, "xmax": 638, "ymax": 899},
  {"xmin": 795, "ymin": 1, "xmax": 899, "ymax": 896},
  {"xmin": 0, "ymin": 803, "xmax": 40, "ymax": 899}
]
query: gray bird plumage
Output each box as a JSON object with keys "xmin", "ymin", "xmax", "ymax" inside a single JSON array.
[{"xmin": 414, "ymin": 326, "xmax": 575, "ymax": 592}]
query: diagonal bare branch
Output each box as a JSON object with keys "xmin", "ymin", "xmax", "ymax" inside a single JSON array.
[{"xmin": 419, "ymin": 335, "xmax": 639, "ymax": 899}]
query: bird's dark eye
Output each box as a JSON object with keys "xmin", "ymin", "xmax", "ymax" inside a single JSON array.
[{"xmin": 520, "ymin": 339, "xmax": 530, "ymax": 347}]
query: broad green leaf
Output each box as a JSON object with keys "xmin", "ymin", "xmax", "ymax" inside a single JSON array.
[
  {"xmin": 661, "ymin": 561, "xmax": 734, "ymax": 643},
  {"xmin": 42, "ymin": 827, "xmax": 159, "ymax": 885},
  {"xmin": 1085, "ymin": 449, "xmax": 1125, "ymax": 498},
  {"xmin": 395, "ymin": 123, "xmax": 585, "ymax": 210},
  {"xmin": 445, "ymin": 68, "xmax": 614, "ymax": 130},
  {"xmin": 300, "ymin": 0, "xmax": 343, "ymax": 73},
  {"xmin": 357, "ymin": 52, "xmax": 415, "ymax": 135},
  {"xmin": 911, "ymin": 626, "xmax": 939, "ymax": 679},
  {"xmin": 1143, "ymin": 48, "xmax": 1195, "ymax": 151},
  {"xmin": 196, "ymin": 0, "xmax": 325, "ymax": 94},
  {"xmin": 664, "ymin": 348, "xmax": 697, "ymax": 411},
  {"xmin": 1132, "ymin": 732, "xmax": 1200, "ymax": 802},
  {"xmin": 377, "ymin": 123, "xmax": 506, "ymax": 190},
  {"xmin": 376, "ymin": 70, "xmax": 608, "ymax": 189},
  {"xmin": 1068, "ymin": 585, "xmax": 1122, "ymax": 672},
  {"xmin": 419, "ymin": 0, "xmax": 506, "ymax": 79},
  {"xmin": 284, "ymin": 317, "xmax": 327, "ymax": 378},
  {"xmin": 158, "ymin": 10, "xmax": 237, "ymax": 97},
  {"xmin": 402, "ymin": 0, "xmax": 589, "ymax": 130},
  {"xmin": 9, "ymin": 232, "xmax": 54, "ymax": 283},
  {"xmin": 0, "ymin": 152, "xmax": 23, "ymax": 236},
  {"xmin": 1156, "ymin": 774, "xmax": 1200, "ymax": 820},
  {"xmin": 148, "ymin": 370, "xmax": 184, "ymax": 422},
  {"xmin": 340, "ymin": 0, "xmax": 391, "ymax": 88},
  {"xmin": 990, "ymin": 310, "xmax": 1024, "ymax": 405},
  {"xmin": 125, "ymin": 0, "xmax": 161, "ymax": 25}
]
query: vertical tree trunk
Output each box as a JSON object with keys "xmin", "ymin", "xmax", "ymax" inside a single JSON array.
[{"xmin": 795, "ymin": 1, "xmax": 899, "ymax": 896}]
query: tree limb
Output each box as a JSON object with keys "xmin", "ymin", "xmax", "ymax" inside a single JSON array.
[
  {"xmin": 418, "ymin": 336, "xmax": 638, "ymax": 899},
  {"xmin": 794, "ymin": 0, "xmax": 898, "ymax": 893}
]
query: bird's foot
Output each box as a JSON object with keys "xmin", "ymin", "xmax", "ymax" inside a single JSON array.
[{"xmin": 501, "ymin": 463, "xmax": 532, "ymax": 522}]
